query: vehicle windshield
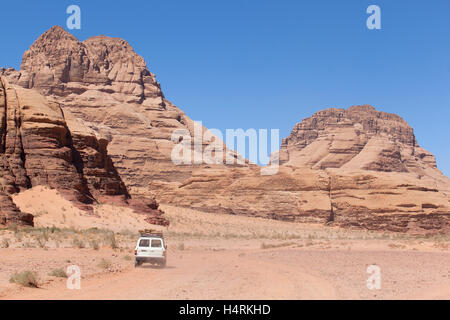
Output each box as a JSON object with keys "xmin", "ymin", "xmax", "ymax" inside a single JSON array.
[
  {"xmin": 151, "ymin": 239, "xmax": 162, "ymax": 248},
  {"xmin": 139, "ymin": 239, "xmax": 150, "ymax": 247}
]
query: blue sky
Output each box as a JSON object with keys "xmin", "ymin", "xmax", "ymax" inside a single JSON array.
[{"xmin": 1, "ymin": 0, "xmax": 449, "ymax": 176}]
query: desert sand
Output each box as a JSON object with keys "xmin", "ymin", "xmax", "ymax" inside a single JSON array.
[{"xmin": 0, "ymin": 186, "xmax": 449, "ymax": 300}]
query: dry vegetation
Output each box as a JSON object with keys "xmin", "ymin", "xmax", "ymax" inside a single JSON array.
[
  {"xmin": 160, "ymin": 205, "xmax": 450, "ymax": 247},
  {"xmin": 97, "ymin": 258, "xmax": 112, "ymax": 270},
  {"xmin": 48, "ymin": 268, "xmax": 67, "ymax": 278},
  {"xmin": 1, "ymin": 203, "xmax": 448, "ymax": 255},
  {"xmin": 0, "ymin": 225, "xmax": 139, "ymax": 250},
  {"xmin": 9, "ymin": 271, "xmax": 39, "ymax": 288}
]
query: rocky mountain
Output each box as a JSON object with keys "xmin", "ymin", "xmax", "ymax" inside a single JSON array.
[
  {"xmin": 158, "ymin": 105, "xmax": 450, "ymax": 232},
  {"xmin": 2, "ymin": 26, "xmax": 241, "ymax": 197},
  {"xmin": 277, "ymin": 105, "xmax": 438, "ymax": 174},
  {"xmin": 2, "ymin": 26, "xmax": 449, "ymax": 232},
  {"xmin": 0, "ymin": 76, "xmax": 167, "ymax": 226}
]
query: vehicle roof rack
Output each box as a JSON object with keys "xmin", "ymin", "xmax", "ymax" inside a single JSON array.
[{"xmin": 139, "ymin": 229, "xmax": 164, "ymax": 238}]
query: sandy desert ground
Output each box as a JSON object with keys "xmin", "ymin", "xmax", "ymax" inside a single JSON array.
[{"xmin": 0, "ymin": 186, "xmax": 449, "ymax": 300}]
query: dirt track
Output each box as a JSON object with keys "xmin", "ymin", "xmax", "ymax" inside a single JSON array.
[{"xmin": 3, "ymin": 246, "xmax": 449, "ymax": 300}]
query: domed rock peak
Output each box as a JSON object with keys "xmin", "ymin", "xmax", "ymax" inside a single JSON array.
[
  {"xmin": 15, "ymin": 26, "xmax": 165, "ymax": 108},
  {"xmin": 278, "ymin": 105, "xmax": 436, "ymax": 174}
]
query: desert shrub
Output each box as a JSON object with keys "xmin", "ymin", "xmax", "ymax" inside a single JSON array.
[
  {"xmin": 97, "ymin": 258, "xmax": 112, "ymax": 269},
  {"xmin": 260, "ymin": 241, "xmax": 296, "ymax": 249},
  {"xmin": 14, "ymin": 232, "xmax": 23, "ymax": 242},
  {"xmin": 49, "ymin": 268, "xmax": 67, "ymax": 278},
  {"xmin": 177, "ymin": 242, "xmax": 185, "ymax": 251},
  {"xmin": 49, "ymin": 226, "xmax": 60, "ymax": 234},
  {"xmin": 123, "ymin": 255, "xmax": 132, "ymax": 261},
  {"xmin": 72, "ymin": 238, "xmax": 85, "ymax": 249},
  {"xmin": 105, "ymin": 232, "xmax": 118, "ymax": 249},
  {"xmin": 36, "ymin": 236, "xmax": 47, "ymax": 249},
  {"xmin": 41, "ymin": 229, "xmax": 50, "ymax": 241},
  {"xmin": 1, "ymin": 238, "xmax": 9, "ymax": 248},
  {"xmin": 118, "ymin": 229, "xmax": 138, "ymax": 239},
  {"xmin": 89, "ymin": 240, "xmax": 100, "ymax": 250},
  {"xmin": 388, "ymin": 243, "xmax": 406, "ymax": 249},
  {"xmin": 23, "ymin": 241, "xmax": 35, "ymax": 248},
  {"xmin": 9, "ymin": 271, "xmax": 39, "ymax": 287},
  {"xmin": 7, "ymin": 223, "xmax": 18, "ymax": 233}
]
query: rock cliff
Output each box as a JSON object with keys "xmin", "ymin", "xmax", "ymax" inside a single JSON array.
[
  {"xmin": 2, "ymin": 26, "xmax": 240, "ymax": 198},
  {"xmin": 157, "ymin": 106, "xmax": 450, "ymax": 232},
  {"xmin": 0, "ymin": 76, "xmax": 167, "ymax": 227},
  {"xmin": 2, "ymin": 26, "xmax": 449, "ymax": 232},
  {"xmin": 278, "ymin": 105, "xmax": 437, "ymax": 174}
]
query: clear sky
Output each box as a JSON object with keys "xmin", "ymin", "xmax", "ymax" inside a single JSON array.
[{"xmin": 0, "ymin": 0, "xmax": 449, "ymax": 176}]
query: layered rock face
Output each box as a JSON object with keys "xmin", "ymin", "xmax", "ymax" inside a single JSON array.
[
  {"xmin": 3, "ymin": 26, "xmax": 240, "ymax": 197},
  {"xmin": 2, "ymin": 26, "xmax": 449, "ymax": 232},
  {"xmin": 0, "ymin": 76, "xmax": 167, "ymax": 227},
  {"xmin": 158, "ymin": 106, "xmax": 450, "ymax": 232},
  {"xmin": 277, "ymin": 105, "xmax": 437, "ymax": 174}
]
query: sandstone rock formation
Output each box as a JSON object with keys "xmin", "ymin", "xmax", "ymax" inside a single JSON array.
[
  {"xmin": 2, "ymin": 26, "xmax": 240, "ymax": 197},
  {"xmin": 0, "ymin": 76, "xmax": 167, "ymax": 227},
  {"xmin": 277, "ymin": 105, "xmax": 438, "ymax": 174},
  {"xmin": 157, "ymin": 106, "xmax": 450, "ymax": 232},
  {"xmin": 2, "ymin": 26, "xmax": 449, "ymax": 232}
]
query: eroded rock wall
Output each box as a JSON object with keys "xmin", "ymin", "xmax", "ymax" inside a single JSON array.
[{"xmin": 0, "ymin": 77, "xmax": 167, "ymax": 227}]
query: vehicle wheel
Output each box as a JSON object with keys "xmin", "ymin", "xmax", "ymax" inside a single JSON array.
[
  {"xmin": 160, "ymin": 259, "xmax": 166, "ymax": 268},
  {"xmin": 134, "ymin": 259, "xmax": 140, "ymax": 267}
]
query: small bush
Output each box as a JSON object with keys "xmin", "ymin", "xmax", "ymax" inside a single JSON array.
[
  {"xmin": 9, "ymin": 271, "xmax": 39, "ymax": 287},
  {"xmin": 260, "ymin": 241, "xmax": 296, "ymax": 249},
  {"xmin": 49, "ymin": 226, "xmax": 59, "ymax": 234},
  {"xmin": 7, "ymin": 223, "xmax": 18, "ymax": 233},
  {"xmin": 388, "ymin": 243, "xmax": 406, "ymax": 249},
  {"xmin": 1, "ymin": 238, "xmax": 9, "ymax": 248},
  {"xmin": 72, "ymin": 238, "xmax": 85, "ymax": 249},
  {"xmin": 49, "ymin": 268, "xmax": 67, "ymax": 278},
  {"xmin": 41, "ymin": 229, "xmax": 50, "ymax": 241},
  {"xmin": 119, "ymin": 229, "xmax": 138, "ymax": 239},
  {"xmin": 14, "ymin": 232, "xmax": 23, "ymax": 242},
  {"xmin": 89, "ymin": 240, "xmax": 100, "ymax": 250},
  {"xmin": 123, "ymin": 255, "xmax": 132, "ymax": 261},
  {"xmin": 97, "ymin": 258, "xmax": 112, "ymax": 269},
  {"xmin": 36, "ymin": 236, "xmax": 47, "ymax": 249},
  {"xmin": 177, "ymin": 242, "xmax": 185, "ymax": 251},
  {"xmin": 105, "ymin": 232, "xmax": 118, "ymax": 249},
  {"xmin": 23, "ymin": 241, "xmax": 35, "ymax": 248}
]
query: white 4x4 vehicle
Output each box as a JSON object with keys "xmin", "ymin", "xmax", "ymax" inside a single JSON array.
[{"xmin": 134, "ymin": 231, "xmax": 167, "ymax": 268}]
